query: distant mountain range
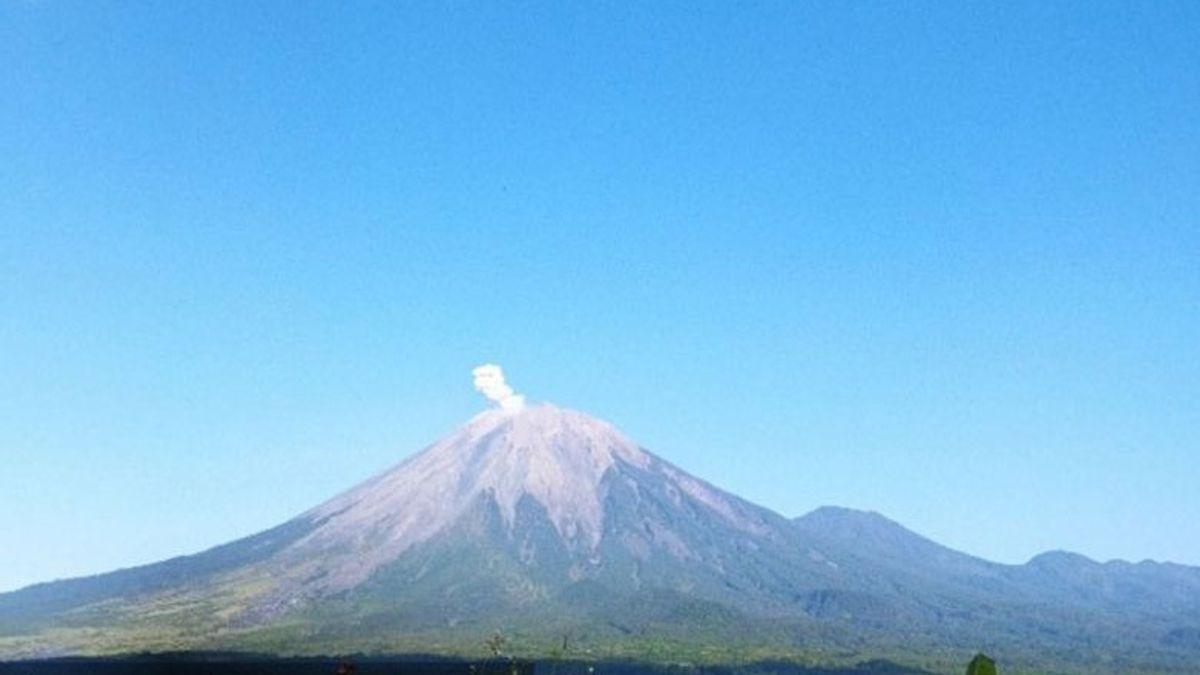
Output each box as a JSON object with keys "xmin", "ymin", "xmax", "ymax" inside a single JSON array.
[{"xmin": 2, "ymin": 404, "xmax": 1198, "ymax": 673}]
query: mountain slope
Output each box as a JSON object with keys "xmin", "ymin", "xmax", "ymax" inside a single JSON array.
[{"xmin": 1, "ymin": 404, "xmax": 1198, "ymax": 673}]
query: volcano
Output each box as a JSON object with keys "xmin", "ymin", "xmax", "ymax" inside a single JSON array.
[{"xmin": 2, "ymin": 403, "xmax": 1198, "ymax": 672}]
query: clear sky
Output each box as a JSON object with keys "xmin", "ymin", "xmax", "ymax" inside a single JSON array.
[{"xmin": 1, "ymin": 2, "xmax": 1197, "ymax": 593}]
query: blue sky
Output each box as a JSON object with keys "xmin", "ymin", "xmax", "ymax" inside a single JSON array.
[{"xmin": 1, "ymin": 1, "xmax": 1197, "ymax": 592}]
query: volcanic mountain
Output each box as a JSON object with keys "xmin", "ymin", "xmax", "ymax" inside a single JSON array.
[{"xmin": 2, "ymin": 404, "xmax": 1199, "ymax": 672}]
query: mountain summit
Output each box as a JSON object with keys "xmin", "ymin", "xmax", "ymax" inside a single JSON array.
[
  {"xmin": 270, "ymin": 403, "xmax": 774, "ymax": 599},
  {"xmin": 2, "ymin": 403, "xmax": 1199, "ymax": 672}
]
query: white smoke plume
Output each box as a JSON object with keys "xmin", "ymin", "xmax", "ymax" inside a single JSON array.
[{"xmin": 472, "ymin": 363, "xmax": 525, "ymax": 411}]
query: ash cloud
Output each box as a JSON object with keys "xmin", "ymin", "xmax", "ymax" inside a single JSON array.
[{"xmin": 472, "ymin": 363, "xmax": 525, "ymax": 411}]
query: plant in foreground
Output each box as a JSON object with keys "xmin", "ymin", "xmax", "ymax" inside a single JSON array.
[{"xmin": 966, "ymin": 652, "xmax": 997, "ymax": 675}]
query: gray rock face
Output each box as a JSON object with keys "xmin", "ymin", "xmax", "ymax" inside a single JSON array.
[
  {"xmin": 2, "ymin": 404, "xmax": 1199, "ymax": 672},
  {"xmin": 263, "ymin": 403, "xmax": 788, "ymax": 601}
]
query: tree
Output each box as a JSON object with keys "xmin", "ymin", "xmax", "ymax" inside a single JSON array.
[
  {"xmin": 485, "ymin": 631, "xmax": 507, "ymax": 657},
  {"xmin": 967, "ymin": 653, "xmax": 997, "ymax": 675}
]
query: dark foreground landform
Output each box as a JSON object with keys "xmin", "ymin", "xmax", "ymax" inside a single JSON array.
[{"xmin": 0, "ymin": 654, "xmax": 933, "ymax": 675}]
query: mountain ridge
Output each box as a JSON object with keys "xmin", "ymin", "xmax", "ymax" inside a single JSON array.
[{"xmin": 2, "ymin": 404, "xmax": 1198, "ymax": 673}]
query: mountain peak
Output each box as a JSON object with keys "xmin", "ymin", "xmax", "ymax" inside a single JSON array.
[
  {"xmin": 796, "ymin": 505, "xmax": 897, "ymax": 528},
  {"xmin": 1026, "ymin": 550, "xmax": 1098, "ymax": 569},
  {"xmin": 278, "ymin": 404, "xmax": 652, "ymax": 591},
  {"xmin": 459, "ymin": 402, "xmax": 654, "ymax": 488}
]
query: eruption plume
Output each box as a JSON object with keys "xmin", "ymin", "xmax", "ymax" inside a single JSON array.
[{"xmin": 472, "ymin": 363, "xmax": 525, "ymax": 411}]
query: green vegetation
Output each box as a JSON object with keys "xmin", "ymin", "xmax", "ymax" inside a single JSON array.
[{"xmin": 965, "ymin": 653, "xmax": 996, "ymax": 675}]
